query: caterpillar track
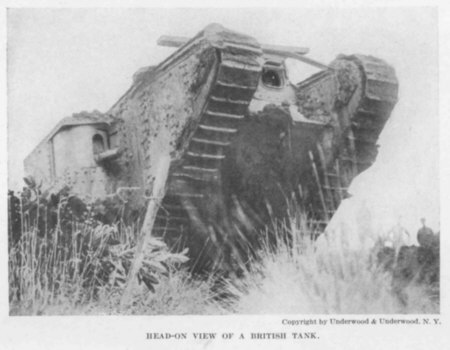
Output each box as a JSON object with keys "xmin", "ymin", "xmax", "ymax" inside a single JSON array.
[
  {"xmin": 152, "ymin": 34, "xmax": 263, "ymax": 246},
  {"xmin": 317, "ymin": 55, "xmax": 399, "ymax": 222},
  {"xmin": 346, "ymin": 54, "xmax": 398, "ymax": 172}
]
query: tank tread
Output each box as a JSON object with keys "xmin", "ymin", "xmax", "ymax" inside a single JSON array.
[
  {"xmin": 186, "ymin": 151, "xmax": 226, "ymax": 160},
  {"xmin": 172, "ymin": 172, "xmax": 213, "ymax": 182},
  {"xmin": 320, "ymin": 160, "xmax": 351, "ymax": 214},
  {"xmin": 346, "ymin": 55, "xmax": 398, "ymax": 173},
  {"xmin": 152, "ymin": 38, "xmax": 262, "ymax": 237},
  {"xmin": 321, "ymin": 55, "xmax": 398, "ymax": 220}
]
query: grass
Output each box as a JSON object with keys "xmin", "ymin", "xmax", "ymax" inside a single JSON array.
[
  {"xmin": 220, "ymin": 228, "xmax": 439, "ymax": 314},
  {"xmin": 8, "ymin": 191, "xmax": 439, "ymax": 315},
  {"xmin": 8, "ymin": 218, "xmax": 217, "ymax": 315},
  {"xmin": 8, "ymin": 188, "xmax": 223, "ymax": 316}
]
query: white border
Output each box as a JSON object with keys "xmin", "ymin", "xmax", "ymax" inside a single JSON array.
[{"xmin": 1, "ymin": 1, "xmax": 449, "ymax": 349}]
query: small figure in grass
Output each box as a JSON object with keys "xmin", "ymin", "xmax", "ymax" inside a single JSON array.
[{"xmin": 417, "ymin": 218, "xmax": 436, "ymax": 249}]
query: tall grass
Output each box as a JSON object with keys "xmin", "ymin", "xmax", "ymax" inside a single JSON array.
[
  {"xmin": 217, "ymin": 214, "xmax": 439, "ymax": 314},
  {"xmin": 9, "ymin": 222, "xmax": 109, "ymax": 315},
  {"xmin": 8, "ymin": 189, "xmax": 439, "ymax": 315},
  {"xmin": 8, "ymin": 191, "xmax": 218, "ymax": 316}
]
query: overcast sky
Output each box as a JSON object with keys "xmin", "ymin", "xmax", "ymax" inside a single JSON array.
[{"xmin": 7, "ymin": 7, "xmax": 439, "ymax": 233}]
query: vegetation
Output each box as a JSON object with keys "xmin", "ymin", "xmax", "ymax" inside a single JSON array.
[
  {"xmin": 8, "ymin": 186, "xmax": 439, "ymax": 315},
  {"xmin": 219, "ymin": 222, "xmax": 439, "ymax": 314}
]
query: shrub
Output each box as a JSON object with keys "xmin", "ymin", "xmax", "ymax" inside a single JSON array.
[{"xmin": 8, "ymin": 187, "xmax": 194, "ymax": 315}]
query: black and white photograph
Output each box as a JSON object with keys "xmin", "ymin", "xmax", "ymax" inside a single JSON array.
[{"xmin": 1, "ymin": 2, "xmax": 448, "ymax": 349}]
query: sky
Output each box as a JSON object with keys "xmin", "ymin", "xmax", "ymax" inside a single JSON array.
[{"xmin": 7, "ymin": 7, "xmax": 439, "ymax": 234}]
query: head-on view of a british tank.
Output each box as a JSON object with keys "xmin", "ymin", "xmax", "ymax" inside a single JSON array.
[
  {"xmin": 22, "ymin": 24, "xmax": 398, "ymax": 269},
  {"xmin": 8, "ymin": 17, "xmax": 439, "ymax": 317}
]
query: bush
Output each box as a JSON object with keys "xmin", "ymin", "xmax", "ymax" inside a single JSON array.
[{"xmin": 8, "ymin": 187, "xmax": 197, "ymax": 315}]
